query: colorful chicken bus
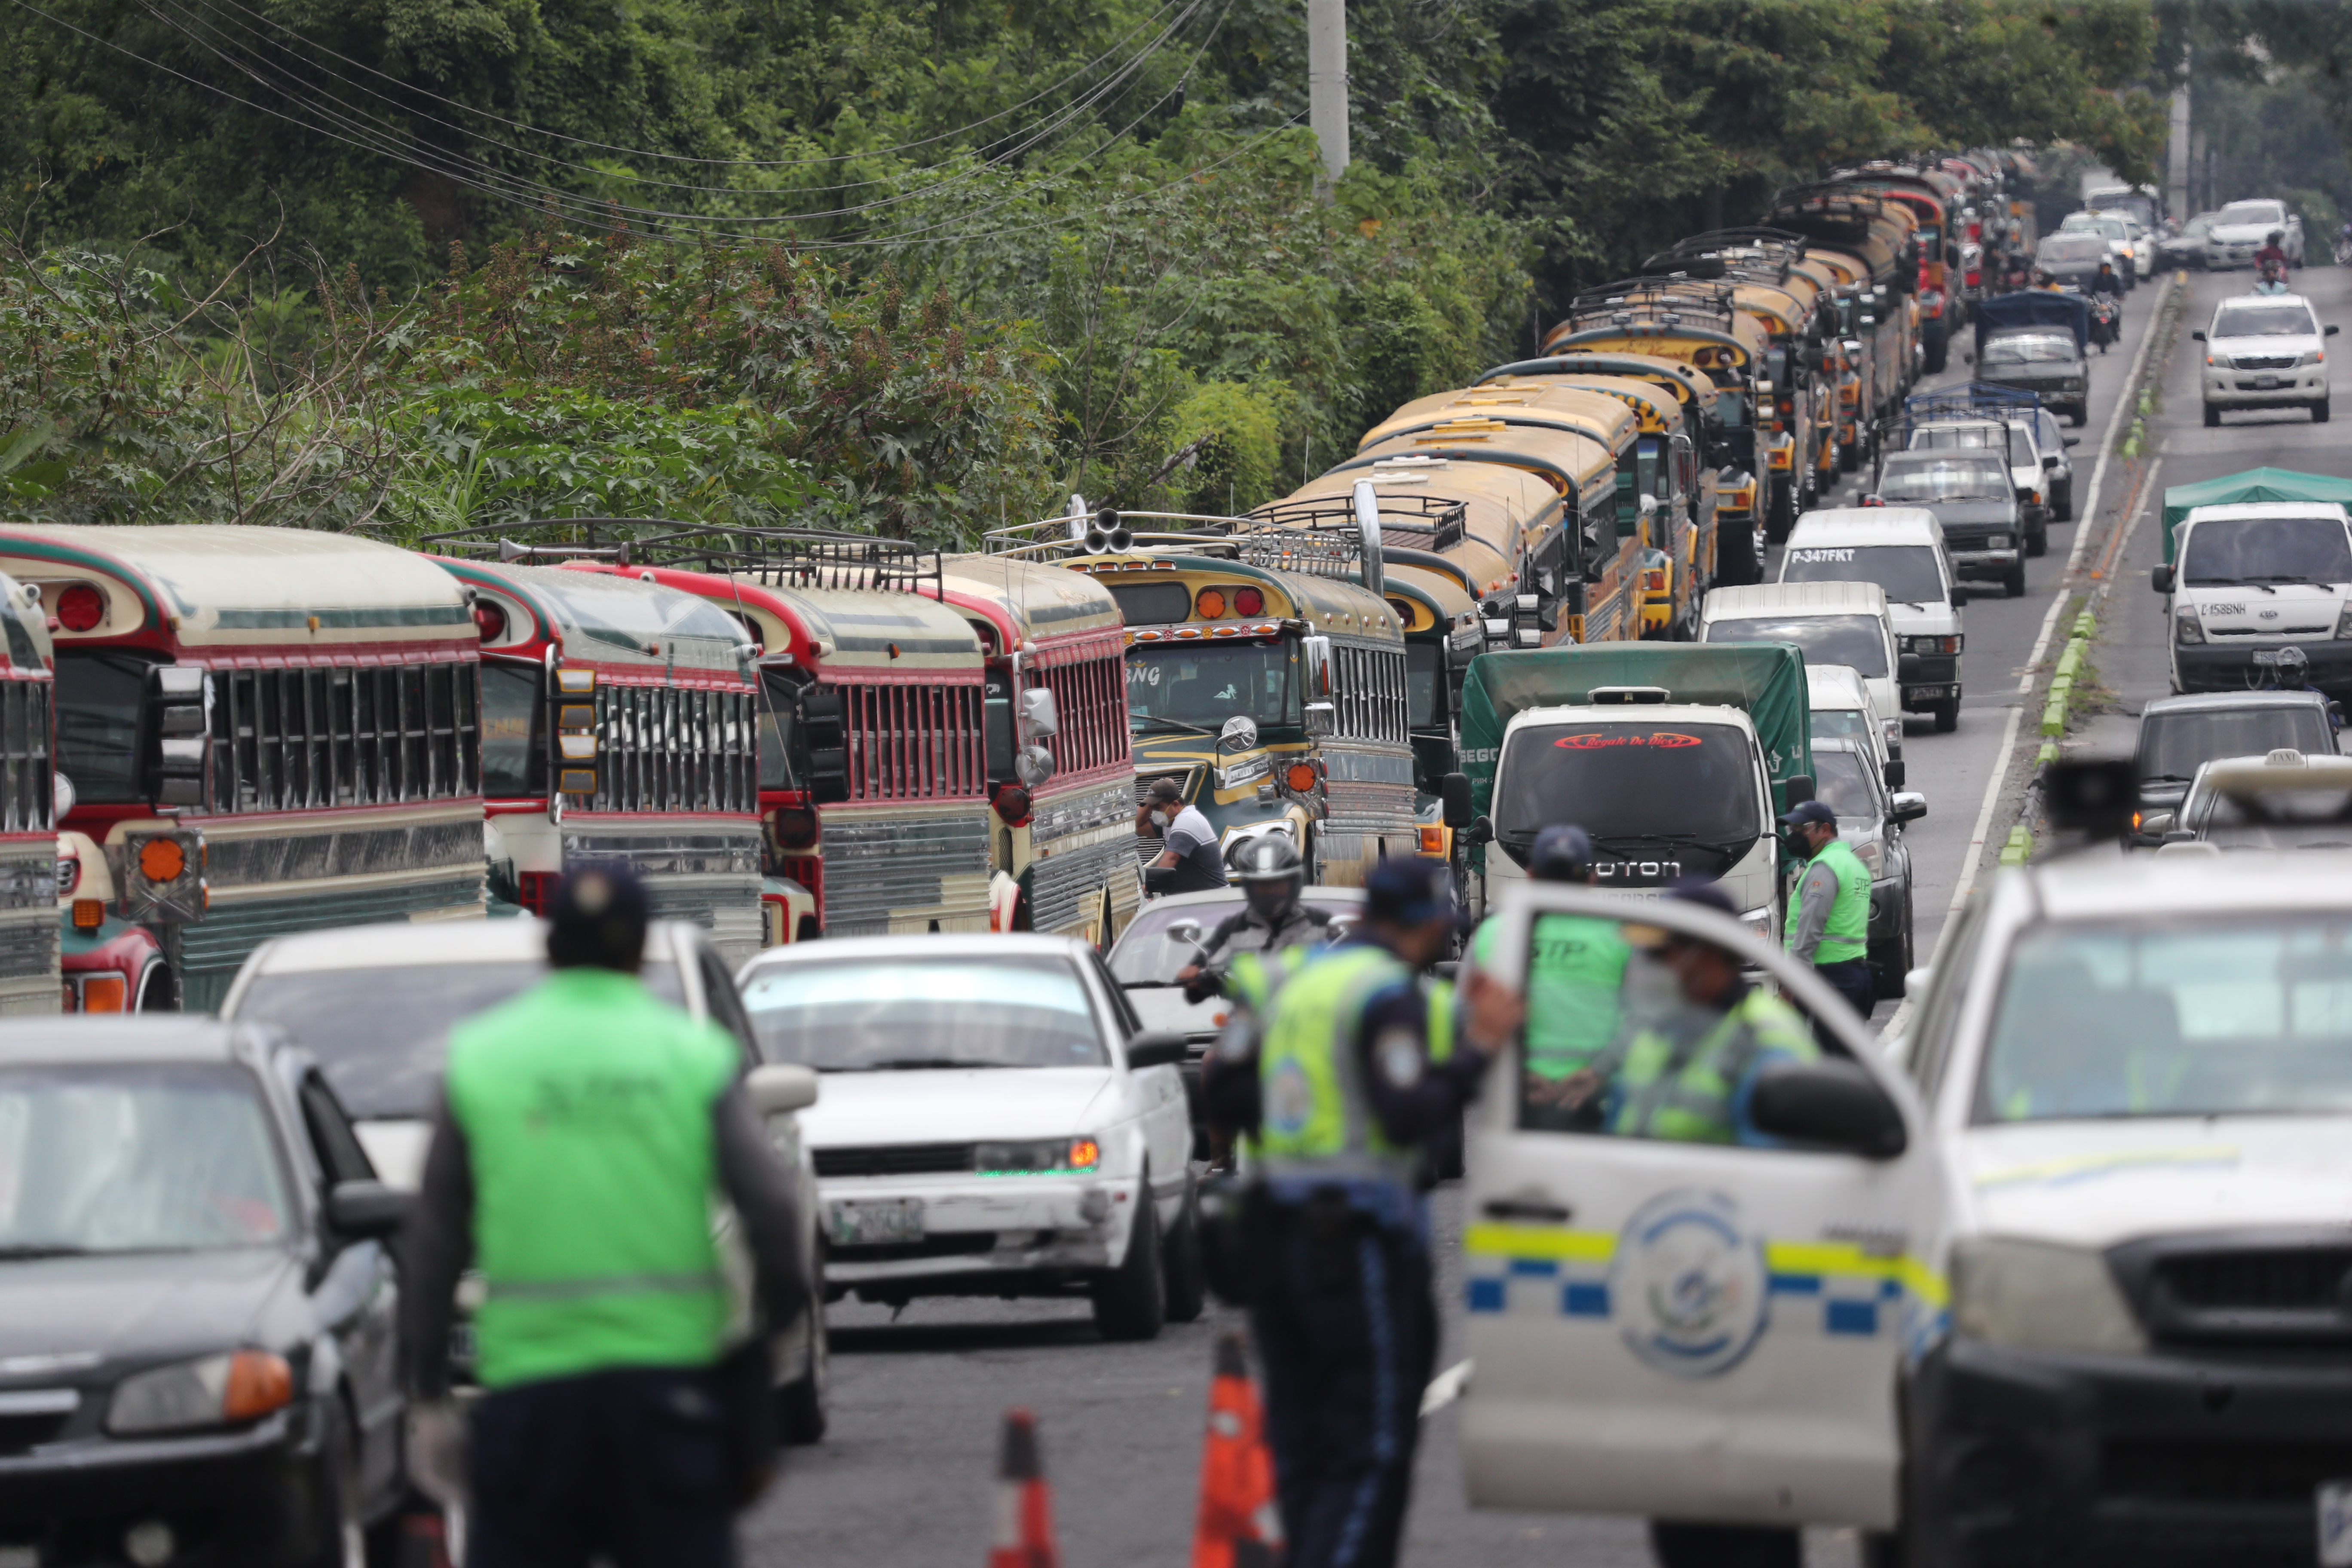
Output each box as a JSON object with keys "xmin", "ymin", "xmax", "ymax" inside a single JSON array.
[
  {"xmin": 1835, "ymin": 163, "xmax": 1962, "ymax": 372},
  {"xmin": 1769, "ymin": 186, "xmax": 1920, "ymax": 430},
  {"xmin": 0, "ymin": 526, "xmax": 486, "ymax": 1013},
  {"xmin": 1334, "ymin": 410, "xmax": 1634, "ymax": 647},
  {"xmin": 0, "ymin": 574, "xmax": 58, "ymax": 1015},
  {"xmin": 537, "ymin": 530, "xmax": 996, "ymax": 943},
  {"xmin": 426, "ymin": 554, "xmax": 766, "ymax": 967},
  {"xmin": 1256, "ymin": 461, "xmax": 1539, "ymax": 639},
  {"xmin": 986, "ymin": 510, "xmax": 1418, "ymax": 888},
  {"xmin": 1470, "ymin": 372, "xmax": 1718, "ymax": 639},
  {"xmin": 928, "ymin": 553, "xmax": 1139, "ymax": 943}
]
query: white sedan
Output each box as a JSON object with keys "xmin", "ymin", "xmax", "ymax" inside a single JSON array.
[{"xmin": 736, "ymin": 933, "xmax": 1199, "ymax": 1341}]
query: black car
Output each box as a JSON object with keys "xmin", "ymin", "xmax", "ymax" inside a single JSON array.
[
  {"xmin": 1871, "ymin": 450, "xmax": 2028, "ymax": 597},
  {"xmin": 2130, "ymin": 689, "xmax": 2340, "ymax": 843},
  {"xmin": 1977, "ymin": 328, "xmax": 2090, "ymax": 426},
  {"xmin": 2033, "ymin": 232, "xmax": 2111, "ymax": 290},
  {"xmin": 0, "ymin": 1020, "xmax": 410, "ymax": 1568}
]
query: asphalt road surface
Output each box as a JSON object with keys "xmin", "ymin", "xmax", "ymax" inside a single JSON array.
[{"xmin": 741, "ymin": 265, "xmax": 2281, "ymax": 1567}]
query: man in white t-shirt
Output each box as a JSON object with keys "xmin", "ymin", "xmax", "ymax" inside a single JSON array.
[{"xmin": 1138, "ymin": 776, "xmax": 1228, "ymax": 895}]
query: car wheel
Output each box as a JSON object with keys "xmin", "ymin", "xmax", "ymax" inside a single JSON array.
[
  {"xmin": 1933, "ymin": 698, "xmax": 1959, "ymax": 733},
  {"xmin": 2004, "ymin": 561, "xmax": 2026, "ymax": 598},
  {"xmin": 1163, "ymin": 1175, "xmax": 1207, "ymax": 1324},
  {"xmin": 2205, "ymin": 402, "xmax": 2222, "ymax": 429},
  {"xmin": 777, "ymin": 1264, "xmax": 830, "ymax": 1446},
  {"xmin": 2055, "ymin": 478, "xmax": 2074, "ymax": 523},
  {"xmin": 2026, "ymin": 520, "xmax": 2048, "ymax": 558},
  {"xmin": 1092, "ymin": 1177, "xmax": 1167, "ymax": 1342},
  {"xmin": 2069, "ymin": 403, "xmax": 2089, "ymax": 427},
  {"xmin": 2315, "ymin": 398, "xmax": 2332, "ymax": 425},
  {"xmin": 1765, "ymin": 482, "xmax": 1795, "ymax": 544}
]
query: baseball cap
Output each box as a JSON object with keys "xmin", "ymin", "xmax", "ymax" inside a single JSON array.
[
  {"xmin": 1779, "ymin": 799, "xmax": 1838, "ymax": 829},
  {"xmin": 547, "ymin": 865, "xmax": 650, "ymax": 971},
  {"xmin": 1529, "ymin": 824, "xmax": 1595, "ymax": 882},
  {"xmin": 1148, "ymin": 777, "xmax": 1185, "ymax": 804}
]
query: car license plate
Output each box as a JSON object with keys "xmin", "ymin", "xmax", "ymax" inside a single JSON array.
[
  {"xmin": 2321, "ymin": 1479, "xmax": 2352, "ymax": 1567},
  {"xmin": 2253, "ymin": 649, "xmax": 2285, "ymax": 666},
  {"xmin": 829, "ymin": 1197, "xmax": 924, "ymax": 1247},
  {"xmin": 1911, "ymin": 686, "xmax": 1947, "ymax": 700},
  {"xmin": 2256, "ymin": 375, "xmax": 2282, "ymax": 390}
]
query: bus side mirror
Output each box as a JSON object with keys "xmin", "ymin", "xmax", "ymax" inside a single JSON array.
[
  {"xmin": 1019, "ymin": 687, "xmax": 1059, "ymax": 738},
  {"xmin": 1439, "ymin": 772, "xmax": 1474, "ymax": 828},
  {"xmin": 802, "ymin": 688, "xmax": 851, "ymax": 805},
  {"xmin": 142, "ymin": 665, "xmax": 211, "ymax": 808}
]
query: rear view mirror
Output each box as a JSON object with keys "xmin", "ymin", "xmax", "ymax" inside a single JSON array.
[
  {"xmin": 1126, "ymin": 1032, "xmax": 1190, "ymax": 1070},
  {"xmin": 1883, "ymin": 758, "xmax": 1907, "ymax": 790},
  {"xmin": 1166, "ymin": 919, "xmax": 1204, "ymax": 951},
  {"xmin": 1747, "ymin": 1061, "xmax": 1906, "ymax": 1158},
  {"xmin": 1019, "ymin": 687, "xmax": 1059, "ymax": 738},
  {"xmin": 2042, "ymin": 454, "xmax": 2059, "ymax": 469},
  {"xmin": 747, "ymin": 1063, "xmax": 819, "ymax": 1114},
  {"xmin": 1440, "ymin": 772, "xmax": 1475, "ymax": 829},
  {"xmin": 2191, "ymin": 331, "xmax": 2206, "ymax": 343},
  {"xmin": 1891, "ymin": 790, "xmax": 1927, "ymax": 824},
  {"xmin": 2330, "ymin": 325, "xmax": 2343, "ymax": 337},
  {"xmin": 327, "ymin": 1180, "xmax": 414, "ymax": 1240},
  {"xmin": 2064, "ymin": 437, "xmax": 2081, "ymax": 448},
  {"xmin": 2138, "ymin": 810, "xmax": 2176, "ymax": 837},
  {"xmin": 1467, "ymin": 815, "xmax": 1494, "ymax": 847},
  {"xmin": 1783, "ymin": 773, "xmax": 1816, "ymax": 808},
  {"xmin": 2150, "ymin": 564, "xmax": 2175, "ymax": 594}
]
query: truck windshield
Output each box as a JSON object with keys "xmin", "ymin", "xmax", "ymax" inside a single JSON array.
[
  {"xmin": 1981, "ymin": 335, "xmax": 2076, "ymax": 367},
  {"xmin": 1977, "ymin": 917, "xmax": 2352, "ymax": 1122},
  {"xmin": 1125, "ymin": 642, "xmax": 1296, "ymax": 732},
  {"xmin": 55, "ymin": 650, "xmax": 152, "ymax": 804},
  {"xmin": 2138, "ymin": 706, "xmax": 2333, "ymax": 782},
  {"xmin": 1706, "ymin": 614, "xmax": 1888, "ymax": 677},
  {"xmin": 1781, "ymin": 545, "xmax": 1945, "ymax": 604},
  {"xmin": 1494, "ymin": 721, "xmax": 1760, "ymax": 852},
  {"xmin": 479, "ymin": 660, "xmax": 547, "ymax": 799},
  {"xmin": 2211, "ymin": 303, "xmax": 2318, "ymax": 339},
  {"xmin": 1876, "ymin": 458, "xmax": 2009, "ymax": 504},
  {"xmin": 2180, "ymin": 517, "xmax": 2352, "ymax": 586}
]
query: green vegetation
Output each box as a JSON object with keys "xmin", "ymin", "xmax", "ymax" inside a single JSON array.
[{"xmin": 2, "ymin": 0, "xmax": 2171, "ymax": 539}]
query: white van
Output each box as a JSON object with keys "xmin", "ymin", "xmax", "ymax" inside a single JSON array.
[
  {"xmin": 1460, "ymin": 854, "xmax": 2352, "ymax": 1568},
  {"xmin": 1701, "ymin": 582, "xmax": 1908, "ymax": 752},
  {"xmin": 1807, "ymin": 662, "xmax": 1899, "ymax": 782},
  {"xmin": 1776, "ymin": 508, "xmax": 1967, "ymax": 732},
  {"xmin": 2154, "ymin": 500, "xmax": 2352, "ymax": 698}
]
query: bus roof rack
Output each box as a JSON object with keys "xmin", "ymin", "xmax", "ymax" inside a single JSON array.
[
  {"xmin": 418, "ymin": 518, "xmax": 941, "ymax": 594},
  {"xmin": 1248, "ymin": 491, "xmax": 1467, "ymax": 554}
]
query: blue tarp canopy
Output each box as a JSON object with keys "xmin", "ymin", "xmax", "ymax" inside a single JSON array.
[{"xmin": 1975, "ymin": 291, "xmax": 2088, "ymax": 353}]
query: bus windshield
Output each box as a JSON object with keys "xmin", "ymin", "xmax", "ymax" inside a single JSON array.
[
  {"xmin": 55, "ymin": 650, "xmax": 153, "ymax": 804},
  {"xmin": 480, "ymin": 661, "xmax": 548, "ymax": 799},
  {"xmin": 1125, "ymin": 642, "xmax": 1297, "ymax": 732},
  {"xmin": 757, "ymin": 671, "xmax": 802, "ymax": 792},
  {"xmin": 1406, "ymin": 643, "xmax": 1443, "ymax": 730}
]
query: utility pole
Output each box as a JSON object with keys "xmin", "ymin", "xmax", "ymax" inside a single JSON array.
[
  {"xmin": 1307, "ymin": 0, "xmax": 1349, "ymax": 193},
  {"xmin": 2167, "ymin": 44, "xmax": 2192, "ymax": 221}
]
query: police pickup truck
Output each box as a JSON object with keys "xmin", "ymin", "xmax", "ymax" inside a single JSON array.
[{"xmin": 1461, "ymin": 849, "xmax": 2352, "ymax": 1568}]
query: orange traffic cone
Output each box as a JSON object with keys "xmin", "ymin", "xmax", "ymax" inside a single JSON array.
[
  {"xmin": 1191, "ymin": 1333, "xmax": 1285, "ymax": 1568},
  {"xmin": 988, "ymin": 1408, "xmax": 1061, "ymax": 1568}
]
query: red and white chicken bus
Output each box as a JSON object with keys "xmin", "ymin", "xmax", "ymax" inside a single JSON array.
[{"xmin": 0, "ymin": 573, "xmax": 58, "ymax": 1015}]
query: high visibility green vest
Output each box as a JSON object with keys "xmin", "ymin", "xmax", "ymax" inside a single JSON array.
[
  {"xmin": 1786, "ymin": 837, "xmax": 1871, "ymax": 965},
  {"xmin": 445, "ymin": 967, "xmax": 742, "ymax": 1390},
  {"xmin": 1472, "ymin": 913, "xmax": 1631, "ymax": 1078},
  {"xmin": 1426, "ymin": 977, "xmax": 1455, "ymax": 1065},
  {"xmin": 1606, "ymin": 988, "xmax": 1817, "ymax": 1143},
  {"xmin": 1257, "ymin": 945, "xmax": 1421, "ymax": 1185},
  {"xmin": 1225, "ymin": 944, "xmax": 1311, "ymax": 1015}
]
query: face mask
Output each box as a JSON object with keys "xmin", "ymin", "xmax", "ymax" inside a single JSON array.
[{"xmin": 1151, "ymin": 810, "xmax": 1170, "ymax": 827}]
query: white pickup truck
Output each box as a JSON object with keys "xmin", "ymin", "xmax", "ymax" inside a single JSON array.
[{"xmin": 1461, "ymin": 854, "xmax": 2352, "ymax": 1568}]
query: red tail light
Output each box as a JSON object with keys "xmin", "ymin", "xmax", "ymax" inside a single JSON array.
[{"xmin": 518, "ymin": 872, "xmax": 559, "ymax": 916}]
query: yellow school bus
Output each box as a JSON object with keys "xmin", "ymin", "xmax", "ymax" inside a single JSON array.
[{"xmin": 1332, "ymin": 416, "xmax": 1630, "ymax": 646}]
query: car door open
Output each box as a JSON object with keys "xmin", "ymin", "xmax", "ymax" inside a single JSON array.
[{"xmin": 1460, "ymin": 882, "xmax": 1937, "ymax": 1532}]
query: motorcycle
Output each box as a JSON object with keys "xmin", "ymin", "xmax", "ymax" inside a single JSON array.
[{"xmin": 2087, "ymin": 294, "xmax": 2119, "ymax": 352}]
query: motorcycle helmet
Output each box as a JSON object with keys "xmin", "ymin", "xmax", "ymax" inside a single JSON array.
[
  {"xmin": 2274, "ymin": 646, "xmax": 2311, "ymax": 684},
  {"xmin": 1229, "ymin": 832, "xmax": 1305, "ymax": 921},
  {"xmin": 2268, "ymin": 230, "xmax": 2285, "ymax": 245}
]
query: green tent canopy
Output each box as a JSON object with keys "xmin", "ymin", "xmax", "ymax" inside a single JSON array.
[
  {"xmin": 2160, "ymin": 468, "xmax": 2352, "ymax": 564},
  {"xmin": 1456, "ymin": 644, "xmax": 1814, "ymax": 868}
]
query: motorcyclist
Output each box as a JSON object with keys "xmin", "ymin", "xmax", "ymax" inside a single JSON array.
[
  {"xmin": 1177, "ymin": 833, "xmax": 1332, "ymax": 1004},
  {"xmin": 2089, "ymin": 260, "xmax": 2125, "ymax": 299},
  {"xmin": 2261, "ymin": 645, "xmax": 2346, "ymax": 732},
  {"xmin": 2255, "ymin": 230, "xmax": 2291, "ymax": 284}
]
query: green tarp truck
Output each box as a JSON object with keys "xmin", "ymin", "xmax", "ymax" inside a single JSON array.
[{"xmin": 2160, "ymin": 467, "xmax": 2352, "ymax": 564}]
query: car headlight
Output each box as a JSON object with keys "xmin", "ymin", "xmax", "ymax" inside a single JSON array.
[
  {"xmin": 2208, "ymin": 353, "xmax": 2234, "ymax": 370},
  {"xmin": 2301, "ymin": 349, "xmax": 2326, "ymax": 367},
  {"xmin": 1951, "ymin": 1237, "xmax": 2145, "ymax": 1354},
  {"xmin": 1739, "ymin": 906, "xmax": 1773, "ymax": 942},
  {"xmin": 976, "ymin": 1136, "xmax": 1102, "ymax": 1174},
  {"xmin": 1850, "ymin": 836, "xmax": 1883, "ymax": 876},
  {"xmin": 2175, "ymin": 602, "xmax": 2205, "ymax": 644},
  {"xmin": 107, "ymin": 1350, "xmax": 294, "ymax": 1435},
  {"xmin": 2335, "ymin": 598, "xmax": 2352, "ymax": 640}
]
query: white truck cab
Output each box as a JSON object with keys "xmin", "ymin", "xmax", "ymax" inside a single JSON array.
[
  {"xmin": 1463, "ymin": 854, "xmax": 2352, "ymax": 1567},
  {"xmin": 1773, "ymin": 511, "xmax": 1966, "ymax": 735},
  {"xmin": 2155, "ymin": 499, "xmax": 2352, "ymax": 700},
  {"xmin": 1480, "ymin": 694, "xmax": 1782, "ymax": 934}
]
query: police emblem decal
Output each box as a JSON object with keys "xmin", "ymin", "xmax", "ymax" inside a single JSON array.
[
  {"xmin": 1265, "ymin": 1058, "xmax": 1316, "ymax": 1136},
  {"xmin": 1610, "ymin": 1190, "xmax": 1770, "ymax": 1378}
]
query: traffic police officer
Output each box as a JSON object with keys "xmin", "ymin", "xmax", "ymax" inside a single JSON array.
[
  {"xmin": 1465, "ymin": 824, "xmax": 1630, "ymax": 1127},
  {"xmin": 1564, "ymin": 880, "xmax": 1818, "ymax": 1146},
  {"xmin": 1179, "ymin": 834, "xmax": 1332, "ymax": 1005},
  {"xmin": 404, "ymin": 868, "xmax": 805, "ymax": 1568},
  {"xmin": 1781, "ymin": 798, "xmax": 1875, "ymax": 1022},
  {"xmin": 1201, "ymin": 858, "xmax": 1519, "ymax": 1568}
]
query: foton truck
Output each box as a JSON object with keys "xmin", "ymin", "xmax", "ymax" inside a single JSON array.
[{"xmin": 1456, "ymin": 643, "xmax": 1813, "ymax": 934}]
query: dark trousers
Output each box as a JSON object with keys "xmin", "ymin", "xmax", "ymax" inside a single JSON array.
[
  {"xmin": 1250, "ymin": 1203, "xmax": 1437, "ymax": 1568},
  {"xmin": 469, "ymin": 1366, "xmax": 735, "ymax": 1568},
  {"xmin": 1816, "ymin": 956, "xmax": 1875, "ymax": 1023}
]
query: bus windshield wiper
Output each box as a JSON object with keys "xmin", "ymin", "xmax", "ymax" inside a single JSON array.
[{"xmin": 1134, "ymin": 717, "xmax": 1215, "ymax": 737}]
